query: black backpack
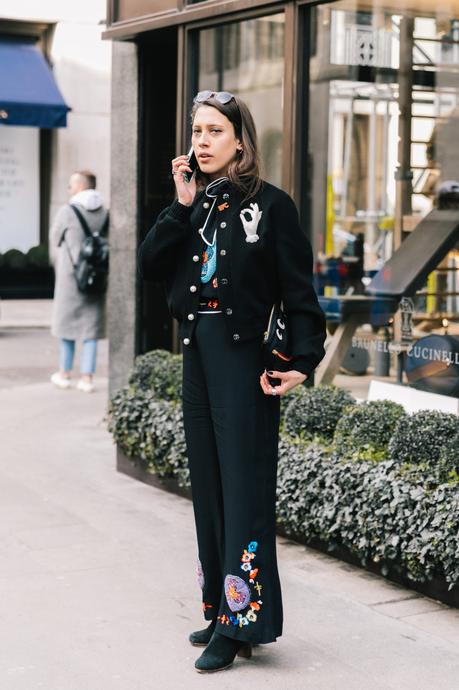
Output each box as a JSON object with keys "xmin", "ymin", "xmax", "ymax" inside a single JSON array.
[{"xmin": 61, "ymin": 204, "xmax": 109, "ymax": 295}]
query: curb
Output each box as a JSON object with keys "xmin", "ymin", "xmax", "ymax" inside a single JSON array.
[{"xmin": 0, "ymin": 323, "xmax": 51, "ymax": 329}]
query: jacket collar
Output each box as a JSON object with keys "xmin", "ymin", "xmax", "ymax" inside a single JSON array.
[{"xmin": 205, "ymin": 176, "xmax": 231, "ymax": 198}]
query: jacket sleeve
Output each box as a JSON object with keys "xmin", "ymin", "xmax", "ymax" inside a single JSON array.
[
  {"xmin": 138, "ymin": 200, "xmax": 193, "ymax": 282},
  {"xmin": 273, "ymin": 192, "xmax": 327, "ymax": 377}
]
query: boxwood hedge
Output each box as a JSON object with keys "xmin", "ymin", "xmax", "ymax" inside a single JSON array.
[
  {"xmin": 389, "ymin": 410, "xmax": 459, "ymax": 466},
  {"xmin": 128, "ymin": 349, "xmax": 182, "ymax": 400},
  {"xmin": 107, "ymin": 349, "xmax": 459, "ymax": 594},
  {"xmin": 334, "ymin": 400, "xmax": 407, "ymax": 462},
  {"xmin": 277, "ymin": 436, "xmax": 459, "ymax": 589},
  {"xmin": 107, "ymin": 384, "xmax": 188, "ymax": 484},
  {"xmin": 283, "ymin": 384, "xmax": 354, "ymax": 442}
]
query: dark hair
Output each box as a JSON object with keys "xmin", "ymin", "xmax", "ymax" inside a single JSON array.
[
  {"xmin": 75, "ymin": 170, "xmax": 97, "ymax": 190},
  {"xmin": 191, "ymin": 94, "xmax": 262, "ymax": 201}
]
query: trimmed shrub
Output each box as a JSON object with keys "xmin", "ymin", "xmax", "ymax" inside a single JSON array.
[
  {"xmin": 106, "ymin": 385, "xmax": 153, "ymax": 460},
  {"xmin": 397, "ymin": 427, "xmax": 459, "ymax": 488},
  {"xmin": 283, "ymin": 384, "xmax": 355, "ymax": 442},
  {"xmin": 334, "ymin": 400, "xmax": 406, "ymax": 462},
  {"xmin": 389, "ymin": 410, "xmax": 459, "ymax": 468},
  {"xmin": 279, "ymin": 384, "xmax": 304, "ymax": 428},
  {"xmin": 128, "ymin": 349, "xmax": 183, "ymax": 400},
  {"xmin": 128, "ymin": 350, "xmax": 170, "ymax": 390},
  {"xmin": 276, "ymin": 436, "xmax": 331, "ymax": 536},
  {"xmin": 399, "ymin": 482, "xmax": 459, "ymax": 586},
  {"xmin": 141, "ymin": 397, "xmax": 189, "ymax": 486},
  {"xmin": 107, "ymin": 384, "xmax": 189, "ymax": 483},
  {"xmin": 143, "ymin": 399, "xmax": 182, "ymax": 477},
  {"xmin": 107, "ymin": 348, "xmax": 459, "ymax": 595},
  {"xmin": 27, "ymin": 244, "xmax": 49, "ymax": 268},
  {"xmin": 167, "ymin": 415, "xmax": 190, "ymax": 488},
  {"xmin": 438, "ymin": 432, "xmax": 459, "ymax": 484},
  {"xmin": 3, "ymin": 248, "xmax": 27, "ymax": 269},
  {"xmin": 277, "ymin": 434, "xmax": 459, "ymax": 590}
]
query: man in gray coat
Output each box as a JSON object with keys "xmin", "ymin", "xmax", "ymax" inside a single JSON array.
[{"xmin": 49, "ymin": 170, "xmax": 109, "ymax": 393}]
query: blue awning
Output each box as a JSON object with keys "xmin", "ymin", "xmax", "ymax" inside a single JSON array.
[{"xmin": 0, "ymin": 38, "xmax": 70, "ymax": 128}]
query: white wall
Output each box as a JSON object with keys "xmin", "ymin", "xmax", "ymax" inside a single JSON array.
[{"xmin": 1, "ymin": 1, "xmax": 111, "ymax": 233}]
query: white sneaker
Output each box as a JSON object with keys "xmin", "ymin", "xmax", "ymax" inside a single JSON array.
[
  {"xmin": 51, "ymin": 372, "xmax": 71, "ymax": 389},
  {"xmin": 77, "ymin": 379, "xmax": 95, "ymax": 393}
]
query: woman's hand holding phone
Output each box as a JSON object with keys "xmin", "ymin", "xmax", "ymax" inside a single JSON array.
[{"xmin": 171, "ymin": 150, "xmax": 197, "ymax": 207}]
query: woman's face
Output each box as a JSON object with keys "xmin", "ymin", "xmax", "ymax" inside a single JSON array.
[{"xmin": 191, "ymin": 105, "xmax": 241, "ymax": 180}]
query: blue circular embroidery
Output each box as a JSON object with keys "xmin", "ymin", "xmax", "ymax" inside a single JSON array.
[{"xmin": 201, "ymin": 239, "xmax": 217, "ymax": 284}]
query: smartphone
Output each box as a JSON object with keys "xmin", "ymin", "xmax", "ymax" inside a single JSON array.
[{"xmin": 184, "ymin": 146, "xmax": 198, "ymax": 183}]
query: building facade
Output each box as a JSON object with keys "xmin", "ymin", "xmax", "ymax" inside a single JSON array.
[
  {"xmin": 103, "ymin": 0, "xmax": 459, "ymax": 403},
  {"xmin": 0, "ymin": 1, "xmax": 111, "ymax": 297}
]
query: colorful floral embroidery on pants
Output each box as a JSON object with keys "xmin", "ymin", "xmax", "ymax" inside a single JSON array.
[
  {"xmin": 224, "ymin": 575, "xmax": 251, "ymax": 612},
  {"xmin": 218, "ymin": 541, "xmax": 263, "ymax": 628}
]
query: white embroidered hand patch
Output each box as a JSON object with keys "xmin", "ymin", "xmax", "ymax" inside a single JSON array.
[{"xmin": 240, "ymin": 203, "xmax": 262, "ymax": 243}]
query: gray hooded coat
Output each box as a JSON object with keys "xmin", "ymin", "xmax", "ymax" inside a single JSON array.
[{"xmin": 49, "ymin": 190, "xmax": 108, "ymax": 341}]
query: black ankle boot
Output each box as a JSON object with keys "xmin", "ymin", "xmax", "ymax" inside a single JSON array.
[
  {"xmin": 194, "ymin": 631, "xmax": 252, "ymax": 673},
  {"xmin": 188, "ymin": 619, "xmax": 217, "ymax": 647}
]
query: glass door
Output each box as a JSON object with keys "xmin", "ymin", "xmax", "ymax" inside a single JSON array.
[{"xmin": 189, "ymin": 13, "xmax": 286, "ymax": 188}]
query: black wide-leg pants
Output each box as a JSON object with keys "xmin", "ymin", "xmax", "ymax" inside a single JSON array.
[{"xmin": 182, "ymin": 313, "xmax": 283, "ymax": 644}]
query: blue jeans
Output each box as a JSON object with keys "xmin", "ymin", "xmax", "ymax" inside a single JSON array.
[{"xmin": 60, "ymin": 339, "xmax": 97, "ymax": 375}]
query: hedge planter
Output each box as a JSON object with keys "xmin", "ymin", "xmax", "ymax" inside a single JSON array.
[
  {"xmin": 108, "ymin": 349, "xmax": 459, "ymax": 609},
  {"xmin": 116, "ymin": 443, "xmax": 459, "ymax": 608},
  {"xmin": 276, "ymin": 437, "xmax": 459, "ymax": 607},
  {"xmin": 0, "ymin": 246, "xmax": 54, "ymax": 299},
  {"xmin": 0, "ymin": 266, "xmax": 54, "ymax": 299},
  {"xmin": 275, "ymin": 526, "xmax": 459, "ymax": 608}
]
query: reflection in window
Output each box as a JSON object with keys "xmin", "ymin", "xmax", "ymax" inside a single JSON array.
[
  {"xmin": 310, "ymin": 5, "xmax": 459, "ymax": 276},
  {"xmin": 309, "ymin": 1, "xmax": 459, "ymax": 396},
  {"xmin": 197, "ymin": 15, "xmax": 285, "ymax": 187}
]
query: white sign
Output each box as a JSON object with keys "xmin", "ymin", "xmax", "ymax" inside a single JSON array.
[{"xmin": 0, "ymin": 126, "xmax": 39, "ymax": 252}]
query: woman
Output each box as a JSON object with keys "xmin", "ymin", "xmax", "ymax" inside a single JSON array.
[{"xmin": 138, "ymin": 91, "xmax": 326, "ymax": 673}]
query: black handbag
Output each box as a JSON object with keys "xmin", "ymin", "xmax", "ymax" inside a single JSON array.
[{"xmin": 262, "ymin": 302, "xmax": 293, "ymax": 368}]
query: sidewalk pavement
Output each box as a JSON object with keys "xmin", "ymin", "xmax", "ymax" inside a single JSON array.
[
  {"xmin": 1, "ymin": 329, "xmax": 459, "ymax": 690},
  {"xmin": 0, "ymin": 301, "xmax": 107, "ymax": 389},
  {"xmin": 0, "ymin": 299, "xmax": 53, "ymax": 329}
]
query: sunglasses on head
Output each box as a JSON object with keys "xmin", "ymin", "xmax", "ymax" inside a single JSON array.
[{"xmin": 194, "ymin": 90, "xmax": 235, "ymax": 105}]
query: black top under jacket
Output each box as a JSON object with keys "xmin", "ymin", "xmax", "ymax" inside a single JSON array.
[{"xmin": 138, "ymin": 178, "xmax": 326, "ymax": 377}]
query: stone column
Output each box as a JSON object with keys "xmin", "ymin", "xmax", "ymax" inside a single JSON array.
[{"xmin": 107, "ymin": 41, "xmax": 139, "ymax": 396}]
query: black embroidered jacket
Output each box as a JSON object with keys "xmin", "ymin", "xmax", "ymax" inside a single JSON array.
[{"xmin": 138, "ymin": 178, "xmax": 326, "ymax": 377}]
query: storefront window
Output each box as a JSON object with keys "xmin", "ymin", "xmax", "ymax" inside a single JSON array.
[
  {"xmin": 0, "ymin": 126, "xmax": 39, "ymax": 252},
  {"xmin": 196, "ymin": 14, "xmax": 285, "ymax": 187},
  {"xmin": 309, "ymin": 1, "xmax": 459, "ymax": 400}
]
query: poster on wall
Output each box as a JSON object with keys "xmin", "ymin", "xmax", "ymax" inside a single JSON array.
[{"xmin": 0, "ymin": 126, "xmax": 39, "ymax": 253}]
